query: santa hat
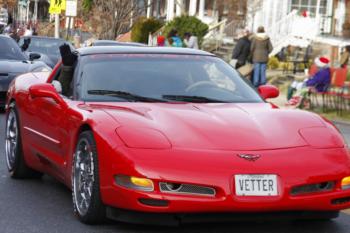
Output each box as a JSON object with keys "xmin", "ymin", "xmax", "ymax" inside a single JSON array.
[{"xmin": 315, "ymin": 57, "xmax": 330, "ymax": 68}]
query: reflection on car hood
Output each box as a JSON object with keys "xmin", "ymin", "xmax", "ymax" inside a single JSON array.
[
  {"xmin": 89, "ymin": 102, "xmax": 329, "ymax": 150},
  {"xmin": 0, "ymin": 60, "xmax": 30, "ymax": 74}
]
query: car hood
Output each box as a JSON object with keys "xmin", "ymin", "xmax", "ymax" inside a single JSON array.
[
  {"xmin": 92, "ymin": 102, "xmax": 329, "ymax": 150},
  {"xmin": 0, "ymin": 60, "xmax": 30, "ymax": 74}
]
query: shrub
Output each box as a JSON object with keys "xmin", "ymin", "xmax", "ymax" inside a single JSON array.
[
  {"xmin": 131, "ymin": 17, "xmax": 164, "ymax": 44},
  {"xmin": 268, "ymin": 56, "xmax": 280, "ymax": 70},
  {"xmin": 163, "ymin": 16, "xmax": 209, "ymax": 46}
]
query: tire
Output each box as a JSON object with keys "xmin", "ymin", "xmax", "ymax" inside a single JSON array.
[
  {"xmin": 72, "ymin": 130, "xmax": 106, "ymax": 224},
  {"xmin": 5, "ymin": 102, "xmax": 43, "ymax": 179}
]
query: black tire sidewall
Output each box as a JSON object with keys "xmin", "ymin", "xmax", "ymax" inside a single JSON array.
[
  {"xmin": 72, "ymin": 130, "xmax": 105, "ymax": 224},
  {"xmin": 6, "ymin": 103, "xmax": 24, "ymax": 176}
]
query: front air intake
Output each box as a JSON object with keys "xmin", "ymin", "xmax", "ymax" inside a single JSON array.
[
  {"xmin": 290, "ymin": 181, "xmax": 335, "ymax": 196},
  {"xmin": 331, "ymin": 197, "xmax": 350, "ymax": 205},
  {"xmin": 159, "ymin": 182, "xmax": 216, "ymax": 197}
]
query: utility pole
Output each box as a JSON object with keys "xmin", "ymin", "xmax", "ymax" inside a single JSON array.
[{"xmin": 55, "ymin": 14, "xmax": 59, "ymax": 38}]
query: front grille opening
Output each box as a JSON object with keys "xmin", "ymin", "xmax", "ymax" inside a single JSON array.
[
  {"xmin": 290, "ymin": 181, "xmax": 335, "ymax": 196},
  {"xmin": 159, "ymin": 182, "xmax": 216, "ymax": 197},
  {"xmin": 331, "ymin": 197, "xmax": 350, "ymax": 205}
]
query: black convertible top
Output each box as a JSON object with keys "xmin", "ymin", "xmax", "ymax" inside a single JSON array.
[{"xmin": 77, "ymin": 46, "xmax": 215, "ymax": 56}]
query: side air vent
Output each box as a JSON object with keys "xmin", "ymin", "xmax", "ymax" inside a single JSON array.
[
  {"xmin": 331, "ymin": 197, "xmax": 350, "ymax": 205},
  {"xmin": 159, "ymin": 182, "xmax": 216, "ymax": 197},
  {"xmin": 290, "ymin": 181, "xmax": 335, "ymax": 196}
]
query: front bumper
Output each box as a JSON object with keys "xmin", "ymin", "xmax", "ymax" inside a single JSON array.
[
  {"xmin": 99, "ymin": 145, "xmax": 350, "ymax": 214},
  {"xmin": 106, "ymin": 208, "xmax": 340, "ymax": 225}
]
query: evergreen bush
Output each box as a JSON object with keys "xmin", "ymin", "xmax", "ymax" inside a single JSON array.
[
  {"xmin": 163, "ymin": 16, "xmax": 208, "ymax": 46},
  {"xmin": 131, "ymin": 17, "xmax": 163, "ymax": 44}
]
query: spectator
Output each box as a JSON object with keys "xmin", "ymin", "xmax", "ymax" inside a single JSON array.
[
  {"xmin": 287, "ymin": 57, "xmax": 331, "ymax": 108},
  {"xmin": 183, "ymin": 32, "xmax": 199, "ymax": 49},
  {"xmin": 23, "ymin": 25, "xmax": 33, "ymax": 36},
  {"xmin": 166, "ymin": 29, "xmax": 183, "ymax": 47},
  {"xmin": 340, "ymin": 45, "xmax": 350, "ymax": 68},
  {"xmin": 250, "ymin": 26, "xmax": 273, "ymax": 87},
  {"xmin": 157, "ymin": 35, "xmax": 165, "ymax": 46},
  {"xmin": 232, "ymin": 29, "xmax": 251, "ymax": 69}
]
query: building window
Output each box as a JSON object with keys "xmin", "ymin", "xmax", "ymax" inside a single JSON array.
[{"xmin": 290, "ymin": 0, "xmax": 330, "ymax": 16}]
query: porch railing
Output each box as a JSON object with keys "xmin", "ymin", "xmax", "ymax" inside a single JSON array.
[{"xmin": 202, "ymin": 19, "xmax": 227, "ymax": 51}]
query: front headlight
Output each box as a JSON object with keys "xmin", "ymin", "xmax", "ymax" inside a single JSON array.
[
  {"xmin": 299, "ymin": 127, "xmax": 344, "ymax": 149},
  {"xmin": 342, "ymin": 177, "xmax": 350, "ymax": 190},
  {"xmin": 115, "ymin": 175, "xmax": 154, "ymax": 192},
  {"xmin": 116, "ymin": 127, "xmax": 171, "ymax": 149}
]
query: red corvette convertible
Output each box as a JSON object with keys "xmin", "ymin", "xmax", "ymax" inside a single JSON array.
[{"xmin": 5, "ymin": 46, "xmax": 350, "ymax": 225}]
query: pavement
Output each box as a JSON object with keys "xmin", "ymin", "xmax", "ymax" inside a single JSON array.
[{"xmin": 0, "ymin": 113, "xmax": 350, "ymax": 233}]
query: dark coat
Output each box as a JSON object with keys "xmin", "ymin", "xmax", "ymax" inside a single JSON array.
[
  {"xmin": 58, "ymin": 65, "xmax": 74, "ymax": 97},
  {"xmin": 232, "ymin": 36, "xmax": 251, "ymax": 66},
  {"xmin": 251, "ymin": 33, "xmax": 273, "ymax": 63}
]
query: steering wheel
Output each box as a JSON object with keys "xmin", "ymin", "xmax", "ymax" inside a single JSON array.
[{"xmin": 186, "ymin": 81, "xmax": 217, "ymax": 93}]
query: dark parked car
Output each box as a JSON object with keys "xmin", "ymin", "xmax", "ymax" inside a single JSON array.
[
  {"xmin": 0, "ymin": 35, "xmax": 50, "ymax": 107},
  {"xmin": 18, "ymin": 36, "xmax": 74, "ymax": 68},
  {"xmin": 91, "ymin": 40, "xmax": 146, "ymax": 47}
]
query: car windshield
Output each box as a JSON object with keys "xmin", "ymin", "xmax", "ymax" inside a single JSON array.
[
  {"xmin": 78, "ymin": 54, "xmax": 263, "ymax": 103},
  {"xmin": 19, "ymin": 37, "xmax": 67, "ymax": 56},
  {"xmin": 0, "ymin": 37, "xmax": 26, "ymax": 61}
]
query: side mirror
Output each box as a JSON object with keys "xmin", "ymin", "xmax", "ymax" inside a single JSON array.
[
  {"xmin": 258, "ymin": 85, "xmax": 280, "ymax": 100},
  {"xmin": 29, "ymin": 52, "xmax": 41, "ymax": 61},
  {"xmin": 29, "ymin": 83, "xmax": 67, "ymax": 108}
]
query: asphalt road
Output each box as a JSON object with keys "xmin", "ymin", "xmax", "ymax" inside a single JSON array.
[{"xmin": 0, "ymin": 113, "xmax": 350, "ymax": 233}]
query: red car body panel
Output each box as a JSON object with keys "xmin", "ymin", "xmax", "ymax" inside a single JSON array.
[{"xmin": 6, "ymin": 60, "xmax": 350, "ymax": 216}]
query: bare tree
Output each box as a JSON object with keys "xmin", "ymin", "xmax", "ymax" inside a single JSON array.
[
  {"xmin": 86, "ymin": 0, "xmax": 149, "ymax": 40},
  {"xmin": 246, "ymin": 0, "xmax": 263, "ymax": 31}
]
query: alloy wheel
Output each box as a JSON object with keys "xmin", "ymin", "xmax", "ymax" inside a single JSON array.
[
  {"xmin": 73, "ymin": 138, "xmax": 95, "ymax": 216},
  {"xmin": 5, "ymin": 109, "xmax": 18, "ymax": 171}
]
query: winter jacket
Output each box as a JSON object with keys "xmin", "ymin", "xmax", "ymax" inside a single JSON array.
[
  {"xmin": 250, "ymin": 33, "xmax": 273, "ymax": 63},
  {"xmin": 184, "ymin": 36, "xmax": 199, "ymax": 49},
  {"xmin": 232, "ymin": 36, "xmax": 251, "ymax": 66},
  {"xmin": 306, "ymin": 67, "xmax": 331, "ymax": 92}
]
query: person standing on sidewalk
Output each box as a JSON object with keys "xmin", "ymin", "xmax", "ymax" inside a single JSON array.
[
  {"xmin": 250, "ymin": 26, "xmax": 273, "ymax": 87},
  {"xmin": 184, "ymin": 32, "xmax": 199, "ymax": 49},
  {"xmin": 231, "ymin": 29, "xmax": 251, "ymax": 69},
  {"xmin": 340, "ymin": 45, "xmax": 350, "ymax": 68}
]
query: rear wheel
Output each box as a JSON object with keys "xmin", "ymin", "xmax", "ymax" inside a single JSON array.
[
  {"xmin": 72, "ymin": 130, "xmax": 106, "ymax": 224},
  {"xmin": 5, "ymin": 102, "xmax": 43, "ymax": 179}
]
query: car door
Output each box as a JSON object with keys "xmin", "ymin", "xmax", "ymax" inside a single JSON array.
[{"xmin": 21, "ymin": 69, "xmax": 74, "ymax": 179}]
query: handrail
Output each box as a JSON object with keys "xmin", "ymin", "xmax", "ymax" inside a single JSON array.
[
  {"xmin": 202, "ymin": 19, "xmax": 228, "ymax": 52},
  {"xmin": 208, "ymin": 18, "xmax": 227, "ymax": 31},
  {"xmin": 224, "ymin": 19, "xmax": 244, "ymax": 38},
  {"xmin": 148, "ymin": 25, "xmax": 166, "ymax": 46}
]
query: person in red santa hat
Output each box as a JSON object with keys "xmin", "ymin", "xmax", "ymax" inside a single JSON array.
[
  {"xmin": 287, "ymin": 56, "xmax": 331, "ymax": 108},
  {"xmin": 305, "ymin": 56, "xmax": 331, "ymax": 92}
]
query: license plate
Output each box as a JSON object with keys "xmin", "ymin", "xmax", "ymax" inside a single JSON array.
[{"xmin": 235, "ymin": 174, "xmax": 278, "ymax": 196}]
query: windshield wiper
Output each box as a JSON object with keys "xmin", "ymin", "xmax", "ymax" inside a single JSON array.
[
  {"xmin": 87, "ymin": 90, "xmax": 168, "ymax": 102},
  {"xmin": 162, "ymin": 95, "xmax": 228, "ymax": 103}
]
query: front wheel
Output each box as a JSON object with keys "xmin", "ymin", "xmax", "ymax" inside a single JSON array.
[
  {"xmin": 5, "ymin": 102, "xmax": 42, "ymax": 179},
  {"xmin": 72, "ymin": 130, "xmax": 106, "ymax": 224}
]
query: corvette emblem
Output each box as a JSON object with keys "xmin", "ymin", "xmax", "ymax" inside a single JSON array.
[{"xmin": 237, "ymin": 154, "xmax": 261, "ymax": 162}]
